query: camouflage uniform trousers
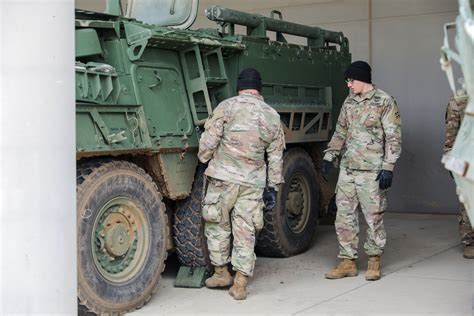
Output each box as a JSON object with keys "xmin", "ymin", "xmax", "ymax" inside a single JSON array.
[
  {"xmin": 202, "ymin": 177, "xmax": 264, "ymax": 276},
  {"xmin": 335, "ymin": 167, "xmax": 387, "ymax": 259},
  {"xmin": 459, "ymin": 203, "xmax": 474, "ymax": 245}
]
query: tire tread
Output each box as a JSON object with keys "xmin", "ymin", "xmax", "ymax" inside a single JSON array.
[
  {"xmin": 77, "ymin": 160, "xmax": 168, "ymax": 316},
  {"xmin": 256, "ymin": 148, "xmax": 318, "ymax": 258},
  {"xmin": 172, "ymin": 164, "xmax": 210, "ymax": 268}
]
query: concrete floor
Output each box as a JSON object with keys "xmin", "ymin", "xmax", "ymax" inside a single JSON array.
[{"xmin": 135, "ymin": 213, "xmax": 473, "ymax": 315}]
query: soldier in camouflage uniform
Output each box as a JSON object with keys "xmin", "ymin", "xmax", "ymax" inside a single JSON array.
[
  {"xmin": 198, "ymin": 68, "xmax": 285, "ymax": 300},
  {"xmin": 321, "ymin": 61, "xmax": 402, "ymax": 281},
  {"xmin": 444, "ymin": 95, "xmax": 474, "ymax": 259}
]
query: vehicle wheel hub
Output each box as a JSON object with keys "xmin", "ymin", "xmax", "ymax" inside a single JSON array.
[
  {"xmin": 92, "ymin": 198, "xmax": 147, "ymax": 283},
  {"xmin": 287, "ymin": 191, "xmax": 304, "ymax": 215},
  {"xmin": 285, "ymin": 174, "xmax": 310, "ymax": 233},
  {"xmin": 104, "ymin": 214, "xmax": 132, "ymax": 257}
]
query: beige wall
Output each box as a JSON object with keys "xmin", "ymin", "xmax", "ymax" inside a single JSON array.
[{"xmin": 193, "ymin": 1, "xmax": 460, "ymax": 213}]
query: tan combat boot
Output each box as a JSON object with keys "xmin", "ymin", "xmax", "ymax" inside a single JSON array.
[
  {"xmin": 325, "ymin": 259, "xmax": 358, "ymax": 279},
  {"xmin": 205, "ymin": 265, "xmax": 233, "ymax": 288},
  {"xmin": 463, "ymin": 245, "xmax": 474, "ymax": 259},
  {"xmin": 228, "ymin": 271, "xmax": 248, "ymax": 300},
  {"xmin": 365, "ymin": 256, "xmax": 381, "ymax": 281}
]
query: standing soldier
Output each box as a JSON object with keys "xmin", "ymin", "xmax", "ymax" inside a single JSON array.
[
  {"xmin": 198, "ymin": 68, "xmax": 285, "ymax": 299},
  {"xmin": 321, "ymin": 61, "xmax": 402, "ymax": 281},
  {"xmin": 444, "ymin": 95, "xmax": 474, "ymax": 259}
]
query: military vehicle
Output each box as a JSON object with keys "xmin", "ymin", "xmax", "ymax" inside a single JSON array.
[
  {"xmin": 75, "ymin": 0, "xmax": 350, "ymax": 314},
  {"xmin": 440, "ymin": 0, "xmax": 474, "ymax": 225}
]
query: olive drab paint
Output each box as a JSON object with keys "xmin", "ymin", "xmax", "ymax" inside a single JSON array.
[{"xmin": 75, "ymin": 0, "xmax": 351, "ymax": 314}]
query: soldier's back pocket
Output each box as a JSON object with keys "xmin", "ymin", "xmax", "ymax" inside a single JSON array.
[{"xmin": 202, "ymin": 192, "xmax": 222, "ymax": 223}]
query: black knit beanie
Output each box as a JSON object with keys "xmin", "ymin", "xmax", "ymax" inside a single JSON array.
[
  {"xmin": 344, "ymin": 61, "xmax": 372, "ymax": 83},
  {"xmin": 237, "ymin": 68, "xmax": 262, "ymax": 91}
]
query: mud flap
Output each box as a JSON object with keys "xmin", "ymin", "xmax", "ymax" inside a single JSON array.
[{"xmin": 174, "ymin": 266, "xmax": 209, "ymax": 288}]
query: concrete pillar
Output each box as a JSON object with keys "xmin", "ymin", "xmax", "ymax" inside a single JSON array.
[{"xmin": 0, "ymin": 0, "xmax": 76, "ymax": 314}]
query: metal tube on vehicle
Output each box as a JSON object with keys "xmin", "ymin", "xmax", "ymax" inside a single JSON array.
[{"xmin": 205, "ymin": 6, "xmax": 345, "ymax": 46}]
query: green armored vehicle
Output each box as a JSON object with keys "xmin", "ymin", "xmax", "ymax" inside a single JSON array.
[{"xmin": 76, "ymin": 0, "xmax": 350, "ymax": 314}]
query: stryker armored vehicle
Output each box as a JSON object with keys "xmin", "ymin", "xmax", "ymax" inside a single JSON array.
[
  {"xmin": 75, "ymin": 0, "xmax": 351, "ymax": 314},
  {"xmin": 440, "ymin": 0, "xmax": 474, "ymax": 225}
]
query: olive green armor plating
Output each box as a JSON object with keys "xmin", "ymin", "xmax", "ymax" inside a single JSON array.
[{"xmin": 75, "ymin": 0, "xmax": 350, "ymax": 314}]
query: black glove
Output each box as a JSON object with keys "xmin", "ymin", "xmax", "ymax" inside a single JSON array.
[
  {"xmin": 321, "ymin": 160, "xmax": 332, "ymax": 182},
  {"xmin": 263, "ymin": 187, "xmax": 277, "ymax": 210},
  {"xmin": 375, "ymin": 170, "xmax": 393, "ymax": 190}
]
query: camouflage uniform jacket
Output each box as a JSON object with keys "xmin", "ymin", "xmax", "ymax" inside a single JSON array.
[
  {"xmin": 444, "ymin": 95, "xmax": 468, "ymax": 153},
  {"xmin": 198, "ymin": 92, "xmax": 285, "ymax": 189},
  {"xmin": 323, "ymin": 87, "xmax": 402, "ymax": 171}
]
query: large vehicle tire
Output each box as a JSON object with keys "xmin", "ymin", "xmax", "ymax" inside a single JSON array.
[
  {"xmin": 173, "ymin": 163, "xmax": 211, "ymax": 268},
  {"xmin": 256, "ymin": 147, "xmax": 319, "ymax": 257},
  {"xmin": 77, "ymin": 160, "xmax": 167, "ymax": 315}
]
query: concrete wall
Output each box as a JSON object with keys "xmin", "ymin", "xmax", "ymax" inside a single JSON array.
[
  {"xmin": 371, "ymin": 2, "xmax": 458, "ymax": 213},
  {"xmin": 194, "ymin": 0, "xmax": 460, "ymax": 213}
]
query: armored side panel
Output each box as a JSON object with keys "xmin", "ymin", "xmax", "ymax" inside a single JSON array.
[
  {"xmin": 75, "ymin": 10, "xmax": 244, "ymax": 198},
  {"xmin": 206, "ymin": 6, "xmax": 351, "ymax": 143},
  {"xmin": 441, "ymin": 0, "xmax": 474, "ymax": 225},
  {"xmin": 238, "ymin": 39, "xmax": 349, "ymax": 143},
  {"xmin": 76, "ymin": 4, "xmax": 349, "ymax": 198}
]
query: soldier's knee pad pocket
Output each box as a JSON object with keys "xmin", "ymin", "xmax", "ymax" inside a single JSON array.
[
  {"xmin": 202, "ymin": 192, "xmax": 222, "ymax": 223},
  {"xmin": 376, "ymin": 229, "xmax": 386, "ymax": 241},
  {"xmin": 252, "ymin": 202, "xmax": 264, "ymax": 231},
  {"xmin": 206, "ymin": 238, "xmax": 221, "ymax": 252}
]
